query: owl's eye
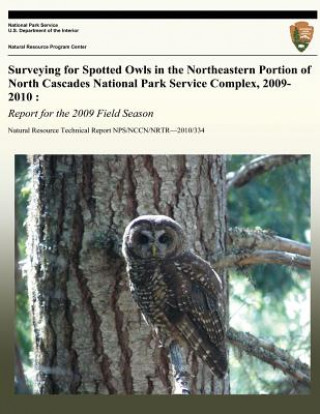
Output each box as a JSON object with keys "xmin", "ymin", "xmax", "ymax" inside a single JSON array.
[
  {"xmin": 158, "ymin": 233, "xmax": 172, "ymax": 244},
  {"xmin": 138, "ymin": 234, "xmax": 150, "ymax": 245}
]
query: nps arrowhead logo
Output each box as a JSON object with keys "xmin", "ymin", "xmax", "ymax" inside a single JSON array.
[{"xmin": 290, "ymin": 21, "xmax": 314, "ymax": 52}]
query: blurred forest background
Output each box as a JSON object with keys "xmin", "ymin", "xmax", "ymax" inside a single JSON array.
[{"xmin": 15, "ymin": 154, "xmax": 310, "ymax": 394}]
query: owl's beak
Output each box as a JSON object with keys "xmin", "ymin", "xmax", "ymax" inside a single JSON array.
[{"xmin": 151, "ymin": 244, "xmax": 157, "ymax": 257}]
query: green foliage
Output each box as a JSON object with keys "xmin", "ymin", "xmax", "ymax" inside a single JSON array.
[
  {"xmin": 16, "ymin": 293, "xmax": 32, "ymax": 361},
  {"xmin": 227, "ymin": 155, "xmax": 310, "ymax": 240},
  {"xmin": 16, "ymin": 156, "xmax": 31, "ymax": 258},
  {"xmin": 15, "ymin": 155, "xmax": 32, "ymax": 368},
  {"xmin": 230, "ymin": 271, "xmax": 310, "ymax": 394},
  {"xmin": 227, "ymin": 155, "xmax": 310, "ymax": 394},
  {"xmin": 227, "ymin": 155, "xmax": 310, "ymax": 297}
]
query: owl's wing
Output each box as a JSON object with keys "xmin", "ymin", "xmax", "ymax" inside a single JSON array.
[
  {"xmin": 173, "ymin": 251, "xmax": 223, "ymax": 296},
  {"xmin": 162, "ymin": 252, "xmax": 227, "ymax": 377},
  {"xmin": 175, "ymin": 253, "xmax": 225, "ymax": 344},
  {"xmin": 187, "ymin": 281, "xmax": 225, "ymax": 345}
]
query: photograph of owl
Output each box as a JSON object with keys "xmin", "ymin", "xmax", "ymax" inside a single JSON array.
[{"xmin": 122, "ymin": 214, "xmax": 228, "ymax": 378}]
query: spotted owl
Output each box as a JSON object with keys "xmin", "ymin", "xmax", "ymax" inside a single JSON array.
[{"xmin": 122, "ymin": 214, "xmax": 227, "ymax": 378}]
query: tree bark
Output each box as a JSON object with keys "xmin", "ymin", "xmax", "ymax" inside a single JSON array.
[{"xmin": 26, "ymin": 155, "xmax": 229, "ymax": 394}]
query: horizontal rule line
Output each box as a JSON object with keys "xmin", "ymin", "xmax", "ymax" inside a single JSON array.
[
  {"xmin": 8, "ymin": 10, "xmax": 318, "ymax": 19},
  {"xmin": 7, "ymin": 55, "xmax": 318, "ymax": 57}
]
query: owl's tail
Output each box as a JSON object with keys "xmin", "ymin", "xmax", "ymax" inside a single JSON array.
[{"xmin": 176, "ymin": 315, "xmax": 228, "ymax": 379}]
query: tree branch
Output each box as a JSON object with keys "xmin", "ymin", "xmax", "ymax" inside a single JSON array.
[
  {"xmin": 228, "ymin": 228, "xmax": 310, "ymax": 257},
  {"xmin": 227, "ymin": 155, "xmax": 308, "ymax": 190},
  {"xmin": 169, "ymin": 341, "xmax": 191, "ymax": 395},
  {"xmin": 227, "ymin": 327, "xmax": 310, "ymax": 386},
  {"xmin": 215, "ymin": 250, "xmax": 310, "ymax": 270}
]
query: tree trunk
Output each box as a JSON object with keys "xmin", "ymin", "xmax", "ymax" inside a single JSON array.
[{"xmin": 26, "ymin": 155, "xmax": 229, "ymax": 394}]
